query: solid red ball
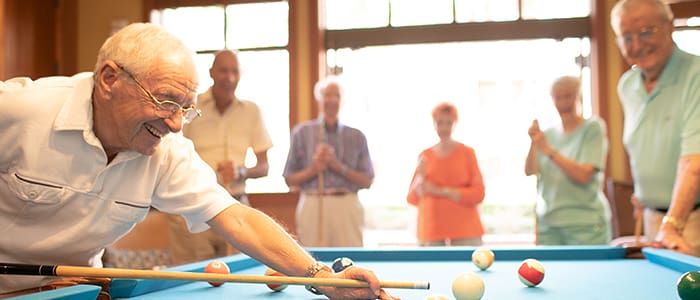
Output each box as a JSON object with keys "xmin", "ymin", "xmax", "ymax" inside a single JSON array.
[
  {"xmin": 518, "ymin": 258, "xmax": 545, "ymax": 287},
  {"xmin": 204, "ymin": 261, "xmax": 230, "ymax": 287}
]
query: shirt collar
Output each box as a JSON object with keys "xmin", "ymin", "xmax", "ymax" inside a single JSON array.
[
  {"xmin": 54, "ymin": 73, "xmax": 95, "ymax": 132},
  {"xmin": 315, "ymin": 115, "xmax": 345, "ymax": 133},
  {"xmin": 650, "ymin": 45, "xmax": 683, "ymax": 89},
  {"xmin": 199, "ymin": 88, "xmax": 242, "ymax": 113}
]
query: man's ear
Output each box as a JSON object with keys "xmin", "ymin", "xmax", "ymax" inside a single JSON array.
[{"xmin": 96, "ymin": 61, "xmax": 120, "ymax": 96}]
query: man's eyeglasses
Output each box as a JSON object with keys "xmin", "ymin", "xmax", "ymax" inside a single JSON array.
[
  {"xmin": 617, "ymin": 26, "xmax": 659, "ymax": 46},
  {"xmin": 117, "ymin": 64, "xmax": 201, "ymax": 124}
]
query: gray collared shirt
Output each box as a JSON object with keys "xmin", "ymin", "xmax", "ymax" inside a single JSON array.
[{"xmin": 283, "ymin": 117, "xmax": 374, "ymax": 192}]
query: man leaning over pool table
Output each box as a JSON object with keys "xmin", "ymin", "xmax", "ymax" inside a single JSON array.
[{"xmin": 0, "ymin": 22, "xmax": 397, "ymax": 300}]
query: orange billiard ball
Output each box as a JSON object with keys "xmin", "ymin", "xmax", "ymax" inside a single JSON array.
[
  {"xmin": 264, "ymin": 267, "xmax": 288, "ymax": 292},
  {"xmin": 204, "ymin": 261, "xmax": 230, "ymax": 287},
  {"xmin": 471, "ymin": 248, "xmax": 495, "ymax": 271}
]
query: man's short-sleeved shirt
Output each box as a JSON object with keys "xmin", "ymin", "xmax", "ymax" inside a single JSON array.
[
  {"xmin": 0, "ymin": 74, "xmax": 235, "ymax": 291},
  {"xmin": 283, "ymin": 117, "xmax": 374, "ymax": 192},
  {"xmin": 618, "ymin": 47, "xmax": 700, "ymax": 208},
  {"xmin": 184, "ymin": 89, "xmax": 273, "ymax": 194}
]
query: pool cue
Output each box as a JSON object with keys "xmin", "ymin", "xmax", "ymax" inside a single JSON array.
[
  {"xmin": 416, "ymin": 156, "xmax": 426, "ymax": 245},
  {"xmin": 223, "ymin": 135, "xmax": 238, "ymax": 255},
  {"xmin": 0, "ymin": 263, "xmax": 430, "ymax": 290},
  {"xmin": 634, "ymin": 209, "xmax": 643, "ymax": 245},
  {"xmin": 317, "ymin": 123, "xmax": 326, "ymax": 247}
]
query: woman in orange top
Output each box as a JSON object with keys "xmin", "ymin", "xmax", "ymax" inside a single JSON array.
[{"xmin": 407, "ymin": 102, "xmax": 486, "ymax": 246}]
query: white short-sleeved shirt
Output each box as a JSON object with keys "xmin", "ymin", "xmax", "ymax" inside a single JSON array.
[
  {"xmin": 183, "ymin": 89, "xmax": 273, "ymax": 194},
  {"xmin": 0, "ymin": 74, "xmax": 236, "ymax": 292}
]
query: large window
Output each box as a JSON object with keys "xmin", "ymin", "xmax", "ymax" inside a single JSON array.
[
  {"xmin": 325, "ymin": 2, "xmax": 700, "ymax": 246},
  {"xmin": 151, "ymin": 2, "xmax": 290, "ymax": 193},
  {"xmin": 325, "ymin": 0, "xmax": 592, "ymax": 245},
  {"xmin": 674, "ymin": 17, "xmax": 700, "ymax": 55}
]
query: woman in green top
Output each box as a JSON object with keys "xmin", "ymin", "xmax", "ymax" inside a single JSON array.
[{"xmin": 525, "ymin": 76, "xmax": 612, "ymax": 245}]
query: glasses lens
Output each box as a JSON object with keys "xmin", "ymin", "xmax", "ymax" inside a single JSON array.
[
  {"xmin": 638, "ymin": 30, "xmax": 652, "ymax": 41},
  {"xmin": 182, "ymin": 108, "xmax": 201, "ymax": 124},
  {"xmin": 157, "ymin": 101, "xmax": 181, "ymax": 113}
]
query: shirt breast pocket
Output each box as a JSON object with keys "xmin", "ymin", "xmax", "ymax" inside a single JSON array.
[
  {"xmin": 7, "ymin": 172, "xmax": 64, "ymax": 204},
  {"xmin": 108, "ymin": 200, "xmax": 150, "ymax": 224}
]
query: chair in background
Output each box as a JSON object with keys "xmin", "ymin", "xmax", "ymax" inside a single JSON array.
[{"xmin": 102, "ymin": 208, "xmax": 172, "ymax": 270}]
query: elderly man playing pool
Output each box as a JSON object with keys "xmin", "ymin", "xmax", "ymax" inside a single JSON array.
[{"xmin": 0, "ymin": 22, "xmax": 397, "ymax": 300}]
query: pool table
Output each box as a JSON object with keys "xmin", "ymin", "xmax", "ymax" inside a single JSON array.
[{"xmin": 13, "ymin": 246, "xmax": 700, "ymax": 299}]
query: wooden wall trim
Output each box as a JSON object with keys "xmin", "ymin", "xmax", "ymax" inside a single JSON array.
[
  {"xmin": 669, "ymin": 1, "xmax": 700, "ymax": 19},
  {"xmin": 288, "ymin": 0, "xmax": 324, "ymax": 128},
  {"xmin": 151, "ymin": 0, "xmax": 282, "ymax": 9},
  {"xmin": 56, "ymin": 0, "xmax": 78, "ymax": 76},
  {"xmin": 326, "ymin": 18, "xmax": 590, "ymax": 49},
  {"xmin": 0, "ymin": 0, "xmax": 4, "ymax": 79}
]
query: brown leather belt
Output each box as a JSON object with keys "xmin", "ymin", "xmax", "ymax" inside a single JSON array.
[
  {"xmin": 303, "ymin": 189, "xmax": 353, "ymax": 196},
  {"xmin": 653, "ymin": 202, "xmax": 700, "ymax": 213}
]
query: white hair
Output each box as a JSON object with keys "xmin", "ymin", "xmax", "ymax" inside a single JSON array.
[
  {"xmin": 93, "ymin": 23, "xmax": 196, "ymax": 81},
  {"xmin": 611, "ymin": 0, "xmax": 674, "ymax": 33},
  {"xmin": 314, "ymin": 76, "xmax": 344, "ymax": 101},
  {"xmin": 551, "ymin": 76, "xmax": 581, "ymax": 96}
]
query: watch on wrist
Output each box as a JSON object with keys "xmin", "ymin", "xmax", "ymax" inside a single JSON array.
[
  {"xmin": 236, "ymin": 166, "xmax": 247, "ymax": 181},
  {"xmin": 662, "ymin": 215, "xmax": 686, "ymax": 232},
  {"xmin": 304, "ymin": 261, "xmax": 331, "ymax": 295}
]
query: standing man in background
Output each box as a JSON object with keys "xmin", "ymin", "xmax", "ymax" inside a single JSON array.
[
  {"xmin": 283, "ymin": 76, "xmax": 374, "ymax": 247},
  {"xmin": 168, "ymin": 50, "xmax": 273, "ymax": 265},
  {"xmin": 611, "ymin": 0, "xmax": 700, "ymax": 256}
]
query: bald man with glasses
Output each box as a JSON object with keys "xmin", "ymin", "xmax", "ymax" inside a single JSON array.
[
  {"xmin": 0, "ymin": 23, "xmax": 397, "ymax": 300},
  {"xmin": 611, "ymin": 0, "xmax": 700, "ymax": 257}
]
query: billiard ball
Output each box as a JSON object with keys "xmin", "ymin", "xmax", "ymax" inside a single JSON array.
[
  {"xmin": 518, "ymin": 258, "xmax": 545, "ymax": 287},
  {"xmin": 204, "ymin": 261, "xmax": 230, "ymax": 287},
  {"xmin": 677, "ymin": 271, "xmax": 700, "ymax": 300},
  {"xmin": 264, "ymin": 267, "xmax": 288, "ymax": 292},
  {"xmin": 424, "ymin": 294, "xmax": 451, "ymax": 300},
  {"xmin": 452, "ymin": 272, "xmax": 485, "ymax": 300},
  {"xmin": 332, "ymin": 257, "xmax": 355, "ymax": 273},
  {"xmin": 471, "ymin": 248, "xmax": 495, "ymax": 270}
]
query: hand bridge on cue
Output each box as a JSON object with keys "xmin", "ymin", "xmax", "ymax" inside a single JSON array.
[{"xmin": 0, "ymin": 263, "xmax": 430, "ymax": 290}]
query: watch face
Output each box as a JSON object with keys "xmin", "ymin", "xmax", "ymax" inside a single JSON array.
[{"xmin": 305, "ymin": 285, "xmax": 323, "ymax": 295}]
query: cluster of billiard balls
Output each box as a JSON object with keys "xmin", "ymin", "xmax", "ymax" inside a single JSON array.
[
  {"xmin": 426, "ymin": 248, "xmax": 546, "ymax": 300},
  {"xmin": 202, "ymin": 256, "xmax": 355, "ymax": 292}
]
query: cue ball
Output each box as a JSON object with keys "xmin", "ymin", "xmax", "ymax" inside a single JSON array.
[
  {"xmin": 264, "ymin": 267, "xmax": 288, "ymax": 292},
  {"xmin": 452, "ymin": 272, "xmax": 485, "ymax": 300},
  {"xmin": 677, "ymin": 271, "xmax": 700, "ymax": 300},
  {"xmin": 204, "ymin": 261, "xmax": 230, "ymax": 287},
  {"xmin": 471, "ymin": 248, "xmax": 495, "ymax": 270},
  {"xmin": 332, "ymin": 257, "xmax": 355, "ymax": 273},
  {"xmin": 424, "ymin": 294, "xmax": 451, "ymax": 300},
  {"xmin": 518, "ymin": 258, "xmax": 545, "ymax": 287}
]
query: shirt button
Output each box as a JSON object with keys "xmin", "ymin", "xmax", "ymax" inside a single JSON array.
[{"xmin": 27, "ymin": 191, "xmax": 38, "ymax": 199}]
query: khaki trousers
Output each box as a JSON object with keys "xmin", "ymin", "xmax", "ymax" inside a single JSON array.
[
  {"xmin": 644, "ymin": 207, "xmax": 700, "ymax": 253},
  {"xmin": 296, "ymin": 192, "xmax": 364, "ymax": 247}
]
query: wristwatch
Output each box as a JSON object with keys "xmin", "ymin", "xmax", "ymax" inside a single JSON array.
[
  {"xmin": 304, "ymin": 261, "xmax": 331, "ymax": 295},
  {"xmin": 662, "ymin": 215, "xmax": 686, "ymax": 232},
  {"xmin": 236, "ymin": 166, "xmax": 247, "ymax": 181}
]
